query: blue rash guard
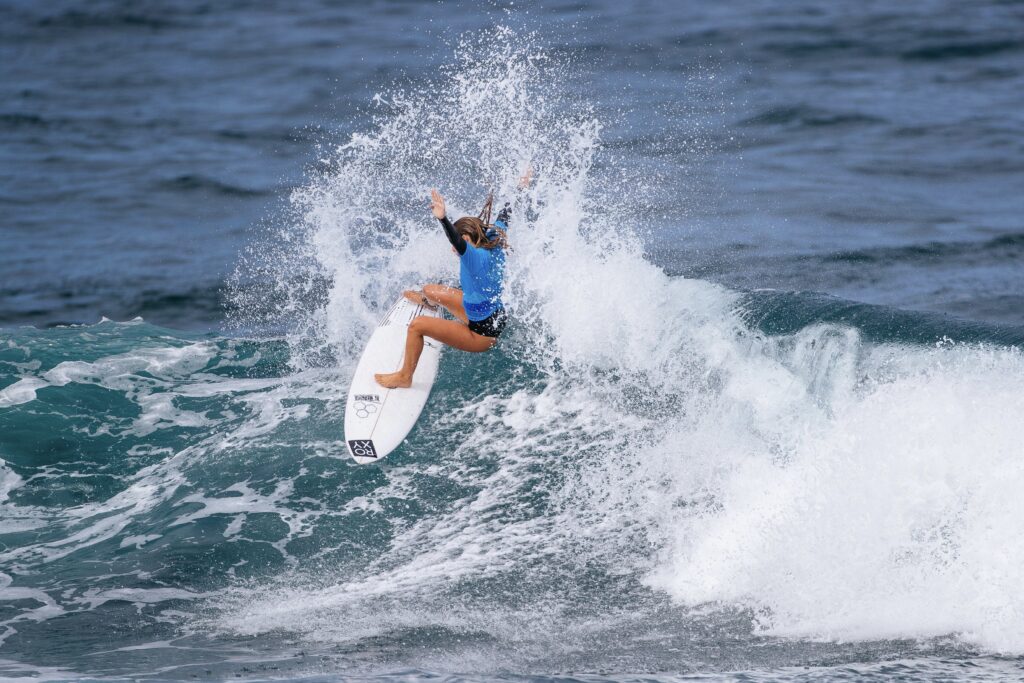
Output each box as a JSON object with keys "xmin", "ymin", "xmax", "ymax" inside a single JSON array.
[{"xmin": 438, "ymin": 205, "xmax": 510, "ymax": 322}]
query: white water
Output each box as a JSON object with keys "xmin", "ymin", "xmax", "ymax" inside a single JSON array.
[{"xmin": 220, "ymin": 29, "xmax": 1024, "ymax": 661}]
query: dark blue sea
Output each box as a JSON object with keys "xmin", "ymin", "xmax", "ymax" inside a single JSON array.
[{"xmin": 2, "ymin": 1, "xmax": 1024, "ymax": 680}]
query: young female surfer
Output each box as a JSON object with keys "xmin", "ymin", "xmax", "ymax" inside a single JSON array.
[{"xmin": 374, "ymin": 171, "xmax": 530, "ymax": 389}]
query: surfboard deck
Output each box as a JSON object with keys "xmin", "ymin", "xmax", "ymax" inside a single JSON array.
[{"xmin": 344, "ymin": 295, "xmax": 443, "ymax": 464}]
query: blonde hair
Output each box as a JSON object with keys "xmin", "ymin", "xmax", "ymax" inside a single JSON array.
[{"xmin": 454, "ymin": 192, "xmax": 509, "ymax": 250}]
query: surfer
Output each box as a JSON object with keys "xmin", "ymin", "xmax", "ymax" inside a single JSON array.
[{"xmin": 374, "ymin": 170, "xmax": 531, "ymax": 389}]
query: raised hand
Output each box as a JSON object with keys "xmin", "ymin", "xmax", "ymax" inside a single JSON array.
[
  {"xmin": 430, "ymin": 189, "xmax": 446, "ymax": 219},
  {"xmin": 518, "ymin": 165, "xmax": 534, "ymax": 190}
]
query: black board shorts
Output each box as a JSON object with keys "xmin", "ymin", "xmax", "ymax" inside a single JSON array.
[{"xmin": 468, "ymin": 307, "xmax": 508, "ymax": 338}]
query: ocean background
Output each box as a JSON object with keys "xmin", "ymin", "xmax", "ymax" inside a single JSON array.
[{"xmin": 2, "ymin": 0, "xmax": 1024, "ymax": 680}]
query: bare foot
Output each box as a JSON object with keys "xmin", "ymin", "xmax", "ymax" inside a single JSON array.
[
  {"xmin": 402, "ymin": 290, "xmax": 437, "ymax": 310},
  {"xmin": 375, "ymin": 371, "xmax": 412, "ymax": 389}
]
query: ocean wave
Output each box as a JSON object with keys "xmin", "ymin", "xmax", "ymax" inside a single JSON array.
[
  {"xmin": 160, "ymin": 174, "xmax": 269, "ymax": 198},
  {"xmin": 902, "ymin": 39, "xmax": 1024, "ymax": 61},
  {"xmin": 33, "ymin": 9, "xmax": 185, "ymax": 32},
  {"xmin": 0, "ymin": 113, "xmax": 50, "ymax": 129},
  {"xmin": 738, "ymin": 290, "xmax": 1024, "ymax": 346},
  {"xmin": 820, "ymin": 233, "xmax": 1024, "ymax": 266},
  {"xmin": 739, "ymin": 105, "xmax": 886, "ymax": 129},
  {"xmin": 0, "ymin": 280, "xmax": 226, "ymax": 330}
]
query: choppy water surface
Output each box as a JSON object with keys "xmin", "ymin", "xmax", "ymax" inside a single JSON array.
[{"xmin": 2, "ymin": 1, "xmax": 1024, "ymax": 681}]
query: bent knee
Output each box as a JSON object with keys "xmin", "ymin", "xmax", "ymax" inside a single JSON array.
[
  {"xmin": 476, "ymin": 336, "xmax": 499, "ymax": 352},
  {"xmin": 409, "ymin": 315, "xmax": 432, "ymax": 334},
  {"xmin": 423, "ymin": 283, "xmax": 447, "ymax": 298}
]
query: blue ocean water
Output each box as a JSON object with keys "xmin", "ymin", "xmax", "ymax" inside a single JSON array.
[{"xmin": 2, "ymin": 1, "xmax": 1024, "ymax": 681}]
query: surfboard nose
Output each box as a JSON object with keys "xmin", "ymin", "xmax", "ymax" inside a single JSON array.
[{"xmin": 347, "ymin": 439, "xmax": 379, "ymax": 462}]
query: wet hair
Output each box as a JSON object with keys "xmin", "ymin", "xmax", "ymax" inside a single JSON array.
[{"xmin": 454, "ymin": 192, "xmax": 509, "ymax": 250}]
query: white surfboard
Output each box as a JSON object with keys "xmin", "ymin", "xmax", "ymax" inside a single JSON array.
[{"xmin": 344, "ymin": 294, "xmax": 444, "ymax": 464}]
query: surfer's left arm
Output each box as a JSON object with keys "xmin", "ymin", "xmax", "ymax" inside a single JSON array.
[{"xmin": 518, "ymin": 165, "xmax": 533, "ymax": 190}]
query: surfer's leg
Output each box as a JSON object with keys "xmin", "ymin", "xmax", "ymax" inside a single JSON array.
[
  {"xmin": 422, "ymin": 284, "xmax": 469, "ymax": 324},
  {"xmin": 375, "ymin": 317, "xmax": 495, "ymax": 389},
  {"xmin": 402, "ymin": 290, "xmax": 438, "ymax": 311}
]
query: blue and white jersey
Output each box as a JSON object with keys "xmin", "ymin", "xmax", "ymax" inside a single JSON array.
[{"xmin": 459, "ymin": 216, "xmax": 508, "ymax": 321}]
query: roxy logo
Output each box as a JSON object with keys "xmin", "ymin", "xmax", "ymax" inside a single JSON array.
[{"xmin": 348, "ymin": 440, "xmax": 378, "ymax": 459}]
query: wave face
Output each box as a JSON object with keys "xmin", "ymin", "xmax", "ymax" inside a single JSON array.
[{"xmin": 4, "ymin": 24, "xmax": 1024, "ymax": 683}]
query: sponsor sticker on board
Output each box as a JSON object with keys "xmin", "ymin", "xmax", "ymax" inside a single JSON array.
[{"xmin": 348, "ymin": 439, "xmax": 378, "ymax": 459}]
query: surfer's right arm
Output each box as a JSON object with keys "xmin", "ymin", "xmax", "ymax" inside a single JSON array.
[
  {"xmin": 431, "ymin": 189, "xmax": 466, "ymax": 255},
  {"xmin": 439, "ymin": 216, "xmax": 467, "ymax": 255},
  {"xmin": 491, "ymin": 166, "xmax": 533, "ymax": 229},
  {"xmin": 494, "ymin": 164, "xmax": 533, "ymax": 229}
]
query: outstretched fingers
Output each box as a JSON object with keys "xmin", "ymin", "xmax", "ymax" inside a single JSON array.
[{"xmin": 430, "ymin": 189, "xmax": 446, "ymax": 219}]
